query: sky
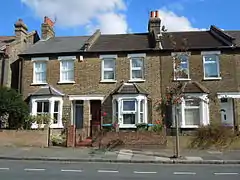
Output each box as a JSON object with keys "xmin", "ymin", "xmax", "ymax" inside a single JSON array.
[{"xmin": 0, "ymin": 0, "xmax": 239, "ymax": 37}]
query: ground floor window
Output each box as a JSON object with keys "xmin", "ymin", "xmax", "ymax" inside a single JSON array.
[
  {"xmin": 112, "ymin": 94, "xmax": 147, "ymax": 128},
  {"xmin": 173, "ymin": 93, "xmax": 209, "ymax": 128},
  {"xmin": 30, "ymin": 96, "xmax": 63, "ymax": 128}
]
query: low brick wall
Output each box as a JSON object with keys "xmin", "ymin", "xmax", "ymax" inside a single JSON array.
[
  {"xmin": 93, "ymin": 131, "xmax": 167, "ymax": 149},
  {"xmin": 0, "ymin": 129, "xmax": 49, "ymax": 147}
]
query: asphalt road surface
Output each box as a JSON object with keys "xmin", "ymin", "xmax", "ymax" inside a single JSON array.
[{"xmin": 0, "ymin": 160, "xmax": 240, "ymax": 179}]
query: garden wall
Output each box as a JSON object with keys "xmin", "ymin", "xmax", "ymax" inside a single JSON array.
[
  {"xmin": 0, "ymin": 129, "xmax": 49, "ymax": 147},
  {"xmin": 93, "ymin": 131, "xmax": 167, "ymax": 149}
]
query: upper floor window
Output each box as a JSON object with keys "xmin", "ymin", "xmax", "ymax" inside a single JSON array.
[
  {"xmin": 202, "ymin": 51, "xmax": 221, "ymax": 79},
  {"xmin": 172, "ymin": 52, "xmax": 190, "ymax": 80},
  {"xmin": 32, "ymin": 57, "xmax": 48, "ymax": 84},
  {"xmin": 58, "ymin": 56, "xmax": 75, "ymax": 83},
  {"xmin": 100, "ymin": 55, "xmax": 116, "ymax": 81},
  {"xmin": 128, "ymin": 53, "xmax": 145, "ymax": 81}
]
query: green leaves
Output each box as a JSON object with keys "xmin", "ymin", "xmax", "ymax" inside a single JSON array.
[{"xmin": 0, "ymin": 86, "xmax": 29, "ymax": 129}]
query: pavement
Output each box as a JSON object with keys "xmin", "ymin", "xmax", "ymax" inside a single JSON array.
[
  {"xmin": 0, "ymin": 160, "xmax": 240, "ymax": 179},
  {"xmin": 0, "ymin": 147, "xmax": 240, "ymax": 164}
]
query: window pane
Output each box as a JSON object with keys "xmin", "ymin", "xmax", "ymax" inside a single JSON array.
[
  {"xmin": 104, "ymin": 59, "xmax": 114, "ymax": 68},
  {"xmin": 132, "ymin": 58, "xmax": 143, "ymax": 68},
  {"xmin": 43, "ymin": 102, "xmax": 49, "ymax": 113},
  {"xmin": 140, "ymin": 100, "xmax": 144, "ymax": 112},
  {"xmin": 104, "ymin": 71, "xmax": 114, "ymax": 79},
  {"xmin": 53, "ymin": 113, "xmax": 58, "ymax": 124},
  {"xmin": 37, "ymin": 102, "xmax": 42, "ymax": 113},
  {"xmin": 204, "ymin": 63, "xmax": 218, "ymax": 77},
  {"xmin": 132, "ymin": 70, "xmax": 143, "ymax": 79},
  {"xmin": 123, "ymin": 101, "xmax": 135, "ymax": 111},
  {"xmin": 123, "ymin": 114, "xmax": 135, "ymax": 124},
  {"xmin": 54, "ymin": 101, "xmax": 59, "ymax": 112},
  {"xmin": 204, "ymin": 55, "xmax": 219, "ymax": 77},
  {"xmin": 175, "ymin": 55, "xmax": 189, "ymax": 79},
  {"xmin": 140, "ymin": 113, "xmax": 144, "ymax": 123},
  {"xmin": 185, "ymin": 98, "xmax": 200, "ymax": 107},
  {"xmin": 62, "ymin": 61, "xmax": 74, "ymax": 70},
  {"xmin": 185, "ymin": 108, "xmax": 200, "ymax": 126}
]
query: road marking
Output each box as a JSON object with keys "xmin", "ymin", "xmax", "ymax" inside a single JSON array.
[
  {"xmin": 0, "ymin": 168, "xmax": 10, "ymax": 170},
  {"xmin": 61, "ymin": 169, "xmax": 82, "ymax": 173},
  {"xmin": 134, "ymin": 171, "xmax": 157, "ymax": 174},
  {"xmin": 98, "ymin": 170, "xmax": 119, "ymax": 173},
  {"xmin": 24, "ymin": 168, "xmax": 46, "ymax": 171},
  {"xmin": 174, "ymin": 172, "xmax": 196, "ymax": 175},
  {"xmin": 214, "ymin": 172, "xmax": 239, "ymax": 175}
]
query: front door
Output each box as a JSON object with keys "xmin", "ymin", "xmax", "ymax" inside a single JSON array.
[
  {"xmin": 74, "ymin": 100, "xmax": 84, "ymax": 129},
  {"xmin": 90, "ymin": 100, "xmax": 101, "ymax": 137},
  {"xmin": 220, "ymin": 98, "xmax": 234, "ymax": 126}
]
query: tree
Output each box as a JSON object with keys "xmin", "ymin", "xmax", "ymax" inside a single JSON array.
[{"xmin": 0, "ymin": 86, "xmax": 29, "ymax": 129}]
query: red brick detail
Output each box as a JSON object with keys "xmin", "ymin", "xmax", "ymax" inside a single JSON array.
[{"xmin": 67, "ymin": 125, "xmax": 76, "ymax": 147}]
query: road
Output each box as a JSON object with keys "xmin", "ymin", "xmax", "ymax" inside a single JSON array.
[{"xmin": 0, "ymin": 160, "xmax": 240, "ymax": 179}]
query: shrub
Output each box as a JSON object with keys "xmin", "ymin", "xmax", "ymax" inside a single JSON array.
[
  {"xmin": 190, "ymin": 124, "xmax": 237, "ymax": 149},
  {"xmin": 150, "ymin": 120, "xmax": 163, "ymax": 134},
  {"xmin": 136, "ymin": 123, "xmax": 148, "ymax": 131},
  {"xmin": 0, "ymin": 87, "xmax": 29, "ymax": 129},
  {"xmin": 51, "ymin": 134, "xmax": 66, "ymax": 146}
]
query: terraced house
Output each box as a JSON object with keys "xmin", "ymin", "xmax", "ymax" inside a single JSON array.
[{"xmin": 19, "ymin": 11, "xmax": 240, "ymax": 142}]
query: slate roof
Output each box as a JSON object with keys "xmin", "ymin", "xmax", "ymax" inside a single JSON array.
[
  {"xmin": 0, "ymin": 36, "xmax": 16, "ymax": 48},
  {"xmin": 21, "ymin": 36, "xmax": 90, "ymax": 55},
  {"xmin": 181, "ymin": 81, "xmax": 210, "ymax": 94},
  {"xmin": 111, "ymin": 82, "xmax": 148, "ymax": 95},
  {"xmin": 89, "ymin": 33, "xmax": 151, "ymax": 52},
  {"xmin": 161, "ymin": 31, "xmax": 227, "ymax": 49},
  {"xmin": 30, "ymin": 85, "xmax": 64, "ymax": 96}
]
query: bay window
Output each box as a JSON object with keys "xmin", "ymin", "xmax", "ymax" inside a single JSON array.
[
  {"xmin": 112, "ymin": 94, "xmax": 147, "ymax": 128},
  {"xmin": 31, "ymin": 96, "xmax": 63, "ymax": 129},
  {"xmin": 172, "ymin": 93, "xmax": 209, "ymax": 128}
]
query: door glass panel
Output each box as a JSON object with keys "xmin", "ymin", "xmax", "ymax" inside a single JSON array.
[{"xmin": 123, "ymin": 114, "xmax": 135, "ymax": 124}]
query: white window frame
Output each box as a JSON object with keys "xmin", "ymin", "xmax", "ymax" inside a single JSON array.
[
  {"xmin": 202, "ymin": 51, "xmax": 221, "ymax": 80},
  {"xmin": 30, "ymin": 96, "xmax": 63, "ymax": 129},
  {"xmin": 100, "ymin": 55, "xmax": 117, "ymax": 82},
  {"xmin": 172, "ymin": 93, "xmax": 209, "ymax": 128},
  {"xmin": 112, "ymin": 94, "xmax": 148, "ymax": 128},
  {"xmin": 58, "ymin": 56, "xmax": 76, "ymax": 83},
  {"xmin": 172, "ymin": 52, "xmax": 191, "ymax": 81},
  {"xmin": 31, "ymin": 57, "xmax": 49, "ymax": 85},
  {"xmin": 128, "ymin": 53, "xmax": 146, "ymax": 82}
]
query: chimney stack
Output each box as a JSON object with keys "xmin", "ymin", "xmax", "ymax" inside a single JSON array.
[
  {"xmin": 14, "ymin": 19, "xmax": 28, "ymax": 41},
  {"xmin": 41, "ymin": 16, "xmax": 55, "ymax": 40},
  {"xmin": 148, "ymin": 10, "xmax": 161, "ymax": 35}
]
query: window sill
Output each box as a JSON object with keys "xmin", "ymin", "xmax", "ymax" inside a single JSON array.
[
  {"xmin": 100, "ymin": 80, "xmax": 117, "ymax": 83},
  {"xmin": 173, "ymin": 78, "xmax": 191, "ymax": 81},
  {"xmin": 203, "ymin": 77, "xmax": 222, "ymax": 81},
  {"xmin": 128, "ymin": 79, "xmax": 145, "ymax": 83},
  {"xmin": 31, "ymin": 82, "xmax": 48, "ymax": 86},
  {"xmin": 119, "ymin": 124, "xmax": 136, "ymax": 128},
  {"xmin": 171, "ymin": 125, "xmax": 199, "ymax": 128},
  {"xmin": 57, "ymin": 81, "xmax": 75, "ymax": 84},
  {"xmin": 31, "ymin": 123, "xmax": 64, "ymax": 129}
]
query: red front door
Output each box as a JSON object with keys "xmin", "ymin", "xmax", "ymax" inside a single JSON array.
[{"xmin": 90, "ymin": 100, "xmax": 101, "ymax": 137}]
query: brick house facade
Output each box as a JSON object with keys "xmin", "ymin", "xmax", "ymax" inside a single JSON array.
[
  {"xmin": 20, "ymin": 11, "xmax": 240, "ymax": 141},
  {"xmin": 0, "ymin": 19, "xmax": 40, "ymax": 90}
]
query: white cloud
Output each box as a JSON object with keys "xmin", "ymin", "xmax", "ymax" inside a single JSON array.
[
  {"xmin": 158, "ymin": 8, "xmax": 203, "ymax": 32},
  {"xmin": 21, "ymin": 0, "xmax": 128, "ymax": 34}
]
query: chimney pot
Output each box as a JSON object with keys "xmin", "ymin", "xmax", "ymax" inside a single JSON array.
[
  {"xmin": 155, "ymin": 11, "xmax": 159, "ymax": 18},
  {"xmin": 150, "ymin": 11, "xmax": 155, "ymax": 18}
]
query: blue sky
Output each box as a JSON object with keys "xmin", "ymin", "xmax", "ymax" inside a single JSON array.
[{"xmin": 0, "ymin": 0, "xmax": 239, "ymax": 37}]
